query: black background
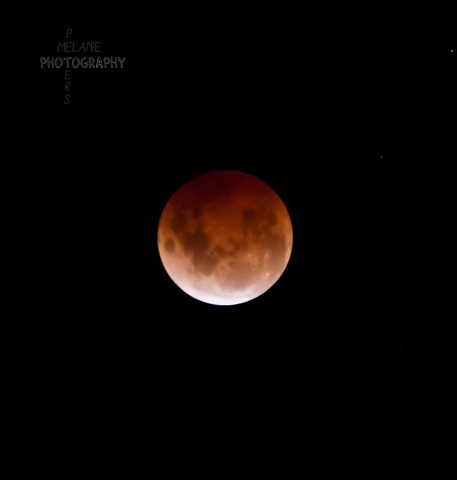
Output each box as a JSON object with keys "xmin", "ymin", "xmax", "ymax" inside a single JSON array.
[{"xmin": 21, "ymin": 8, "xmax": 455, "ymax": 469}]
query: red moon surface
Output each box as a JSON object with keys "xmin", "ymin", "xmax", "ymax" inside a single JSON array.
[{"xmin": 157, "ymin": 170, "xmax": 293, "ymax": 305}]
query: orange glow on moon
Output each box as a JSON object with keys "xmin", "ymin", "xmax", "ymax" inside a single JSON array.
[{"xmin": 157, "ymin": 170, "xmax": 293, "ymax": 305}]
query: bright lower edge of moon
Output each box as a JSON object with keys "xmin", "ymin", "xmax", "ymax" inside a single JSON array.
[{"xmin": 157, "ymin": 170, "xmax": 293, "ymax": 305}]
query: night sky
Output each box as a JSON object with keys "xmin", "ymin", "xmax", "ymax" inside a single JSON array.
[{"xmin": 27, "ymin": 10, "xmax": 454, "ymax": 467}]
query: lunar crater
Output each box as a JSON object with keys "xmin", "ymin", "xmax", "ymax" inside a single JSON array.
[{"xmin": 164, "ymin": 238, "xmax": 175, "ymax": 254}]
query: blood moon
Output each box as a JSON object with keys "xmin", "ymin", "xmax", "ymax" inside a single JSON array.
[{"xmin": 157, "ymin": 170, "xmax": 293, "ymax": 305}]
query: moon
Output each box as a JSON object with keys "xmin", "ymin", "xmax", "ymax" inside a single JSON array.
[{"xmin": 157, "ymin": 170, "xmax": 293, "ymax": 305}]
